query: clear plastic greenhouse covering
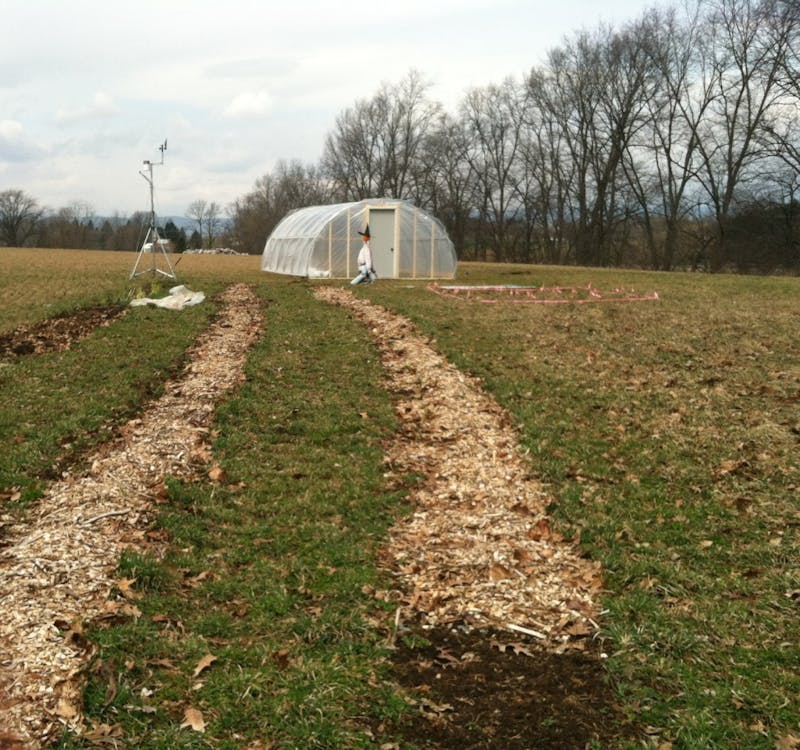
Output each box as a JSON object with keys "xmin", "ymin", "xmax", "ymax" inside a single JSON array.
[{"xmin": 261, "ymin": 198, "xmax": 457, "ymax": 279}]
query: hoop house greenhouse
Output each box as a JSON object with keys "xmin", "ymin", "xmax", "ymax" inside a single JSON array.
[{"xmin": 261, "ymin": 198, "xmax": 457, "ymax": 279}]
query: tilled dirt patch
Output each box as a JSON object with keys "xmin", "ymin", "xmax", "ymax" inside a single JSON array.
[
  {"xmin": 0, "ymin": 306, "xmax": 127, "ymax": 360},
  {"xmin": 382, "ymin": 627, "xmax": 636, "ymax": 750}
]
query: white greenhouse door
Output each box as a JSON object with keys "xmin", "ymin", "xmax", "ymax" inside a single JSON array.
[{"xmin": 369, "ymin": 208, "xmax": 396, "ymax": 278}]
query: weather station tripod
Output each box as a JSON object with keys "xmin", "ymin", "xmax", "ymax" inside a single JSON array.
[{"xmin": 129, "ymin": 139, "xmax": 178, "ymax": 281}]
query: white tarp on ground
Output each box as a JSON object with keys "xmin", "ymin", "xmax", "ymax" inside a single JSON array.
[{"xmin": 130, "ymin": 285, "xmax": 206, "ymax": 310}]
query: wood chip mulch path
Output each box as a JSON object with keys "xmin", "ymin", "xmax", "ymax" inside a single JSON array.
[
  {"xmin": 314, "ymin": 287, "xmax": 604, "ymax": 645},
  {"xmin": 1, "ymin": 283, "xmax": 605, "ymax": 748},
  {"xmin": 0, "ymin": 284, "xmax": 263, "ymax": 749}
]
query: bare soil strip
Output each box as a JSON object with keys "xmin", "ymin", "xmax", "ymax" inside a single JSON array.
[
  {"xmin": 0, "ymin": 285, "xmax": 263, "ymax": 748},
  {"xmin": 0, "ymin": 306, "xmax": 127, "ymax": 360},
  {"xmin": 315, "ymin": 287, "xmax": 603, "ymax": 646}
]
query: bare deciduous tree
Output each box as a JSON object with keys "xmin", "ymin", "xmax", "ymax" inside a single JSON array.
[
  {"xmin": 204, "ymin": 201, "xmax": 222, "ymax": 249},
  {"xmin": 322, "ymin": 69, "xmax": 441, "ymax": 202},
  {"xmin": 418, "ymin": 112, "xmax": 479, "ymax": 257},
  {"xmin": 228, "ymin": 160, "xmax": 330, "ymax": 253},
  {"xmin": 43, "ymin": 200, "xmax": 95, "ymax": 249},
  {"xmin": 0, "ymin": 189, "xmax": 44, "ymax": 247},
  {"xmin": 621, "ymin": 2, "xmax": 717, "ymax": 270},
  {"xmin": 186, "ymin": 199, "xmax": 208, "ymax": 248},
  {"xmin": 187, "ymin": 199, "xmax": 222, "ymax": 248},
  {"xmin": 695, "ymin": 0, "xmax": 800, "ymax": 269},
  {"xmin": 524, "ymin": 70, "xmax": 577, "ymax": 264},
  {"xmin": 460, "ymin": 78, "xmax": 527, "ymax": 262}
]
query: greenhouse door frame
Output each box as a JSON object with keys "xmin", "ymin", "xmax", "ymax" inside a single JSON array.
[{"xmin": 367, "ymin": 207, "xmax": 397, "ymax": 279}]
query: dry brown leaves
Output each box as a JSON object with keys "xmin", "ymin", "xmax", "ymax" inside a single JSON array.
[
  {"xmin": 0, "ymin": 284, "xmax": 263, "ymax": 748},
  {"xmin": 315, "ymin": 287, "xmax": 603, "ymax": 649}
]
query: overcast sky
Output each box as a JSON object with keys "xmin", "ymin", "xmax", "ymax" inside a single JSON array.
[{"xmin": 1, "ymin": 0, "xmax": 659, "ymax": 218}]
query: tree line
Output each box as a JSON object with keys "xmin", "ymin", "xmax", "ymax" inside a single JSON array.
[
  {"xmin": 2, "ymin": 0, "xmax": 799, "ymax": 273},
  {"xmin": 0, "ymin": 193, "xmax": 226, "ymax": 255}
]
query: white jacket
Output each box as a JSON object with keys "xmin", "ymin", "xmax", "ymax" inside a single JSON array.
[{"xmin": 357, "ymin": 241, "xmax": 372, "ymax": 268}]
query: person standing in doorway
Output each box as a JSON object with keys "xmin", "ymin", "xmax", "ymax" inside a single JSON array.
[{"xmin": 351, "ymin": 225, "xmax": 377, "ymax": 285}]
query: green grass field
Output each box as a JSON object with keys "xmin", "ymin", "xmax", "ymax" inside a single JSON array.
[{"xmin": 1, "ymin": 248, "xmax": 798, "ymax": 749}]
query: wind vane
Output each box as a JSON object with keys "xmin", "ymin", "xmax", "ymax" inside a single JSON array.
[{"xmin": 129, "ymin": 139, "xmax": 178, "ymax": 281}]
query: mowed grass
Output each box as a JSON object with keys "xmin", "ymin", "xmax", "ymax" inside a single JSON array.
[
  {"xmin": 1, "ymin": 248, "xmax": 798, "ymax": 748},
  {"xmin": 367, "ymin": 266, "xmax": 800, "ymax": 748},
  {"xmin": 0, "ymin": 250, "xmax": 265, "ymax": 503}
]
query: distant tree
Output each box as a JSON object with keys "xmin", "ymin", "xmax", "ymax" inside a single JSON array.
[
  {"xmin": 620, "ymin": 2, "xmax": 715, "ymax": 271},
  {"xmin": 418, "ymin": 112, "xmax": 478, "ymax": 258},
  {"xmin": 523, "ymin": 70, "xmax": 575, "ymax": 264},
  {"xmin": 322, "ymin": 69, "xmax": 442, "ymax": 201},
  {"xmin": 0, "ymin": 189, "xmax": 44, "ymax": 247},
  {"xmin": 543, "ymin": 25, "xmax": 660, "ymax": 266},
  {"xmin": 204, "ymin": 201, "xmax": 222, "ymax": 248},
  {"xmin": 228, "ymin": 160, "xmax": 330, "ymax": 253},
  {"xmin": 694, "ymin": 0, "xmax": 800, "ymax": 270},
  {"xmin": 187, "ymin": 199, "xmax": 224, "ymax": 248},
  {"xmin": 228, "ymin": 177, "xmax": 277, "ymax": 254},
  {"xmin": 188, "ymin": 229, "xmax": 202, "ymax": 250},
  {"xmin": 186, "ymin": 200, "xmax": 209, "ymax": 248},
  {"xmin": 459, "ymin": 78, "xmax": 527, "ymax": 262},
  {"xmin": 273, "ymin": 160, "xmax": 332, "ymax": 210},
  {"xmin": 107, "ymin": 212, "xmax": 148, "ymax": 252},
  {"xmin": 97, "ymin": 219, "xmax": 114, "ymax": 249},
  {"xmin": 42, "ymin": 200, "xmax": 95, "ymax": 248},
  {"xmin": 162, "ymin": 219, "xmax": 187, "ymax": 253}
]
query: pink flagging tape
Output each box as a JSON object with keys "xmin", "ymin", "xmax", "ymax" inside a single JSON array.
[{"xmin": 427, "ymin": 283, "xmax": 659, "ymax": 304}]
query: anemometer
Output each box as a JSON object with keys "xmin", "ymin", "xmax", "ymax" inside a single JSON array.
[{"xmin": 129, "ymin": 139, "xmax": 178, "ymax": 280}]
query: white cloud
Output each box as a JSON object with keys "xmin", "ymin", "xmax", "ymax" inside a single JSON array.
[
  {"xmin": 0, "ymin": 120, "xmax": 24, "ymax": 140},
  {"xmin": 0, "ymin": 0, "xmax": 656, "ymax": 215},
  {"xmin": 55, "ymin": 92, "xmax": 118, "ymax": 125},
  {"xmin": 205, "ymin": 56, "xmax": 295, "ymax": 80},
  {"xmin": 0, "ymin": 119, "xmax": 46, "ymax": 162},
  {"xmin": 223, "ymin": 90, "xmax": 273, "ymax": 119}
]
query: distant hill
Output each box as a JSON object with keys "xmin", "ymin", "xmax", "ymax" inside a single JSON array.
[
  {"xmin": 91, "ymin": 215, "xmax": 200, "ymax": 232},
  {"xmin": 160, "ymin": 216, "xmax": 196, "ymax": 232}
]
